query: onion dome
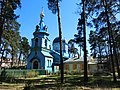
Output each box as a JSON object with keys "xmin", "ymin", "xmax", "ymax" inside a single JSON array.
[{"xmin": 53, "ymin": 37, "xmax": 66, "ymax": 43}]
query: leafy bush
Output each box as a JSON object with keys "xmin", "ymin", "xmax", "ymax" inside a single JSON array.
[
  {"xmin": 10, "ymin": 66, "xmax": 26, "ymax": 69},
  {"xmin": 26, "ymin": 70, "xmax": 39, "ymax": 78},
  {"xmin": 64, "ymin": 70, "xmax": 70, "ymax": 74},
  {"xmin": 0, "ymin": 69, "xmax": 47, "ymax": 79}
]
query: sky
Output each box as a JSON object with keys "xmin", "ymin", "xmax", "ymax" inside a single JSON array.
[{"xmin": 16, "ymin": 0, "xmax": 90, "ymax": 55}]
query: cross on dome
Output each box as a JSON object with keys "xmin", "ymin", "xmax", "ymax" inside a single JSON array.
[{"xmin": 40, "ymin": 7, "xmax": 45, "ymax": 19}]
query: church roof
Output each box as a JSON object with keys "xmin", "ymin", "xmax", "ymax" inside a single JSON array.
[
  {"xmin": 64, "ymin": 57, "xmax": 84, "ymax": 64},
  {"xmin": 53, "ymin": 37, "xmax": 66, "ymax": 43},
  {"xmin": 41, "ymin": 51, "xmax": 53, "ymax": 58}
]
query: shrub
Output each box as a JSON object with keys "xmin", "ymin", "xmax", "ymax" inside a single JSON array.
[
  {"xmin": 0, "ymin": 69, "xmax": 46, "ymax": 79},
  {"xmin": 26, "ymin": 70, "xmax": 39, "ymax": 78},
  {"xmin": 93, "ymin": 72, "xmax": 103, "ymax": 76},
  {"xmin": 64, "ymin": 70, "xmax": 70, "ymax": 74},
  {"xmin": 71, "ymin": 70, "xmax": 76, "ymax": 75}
]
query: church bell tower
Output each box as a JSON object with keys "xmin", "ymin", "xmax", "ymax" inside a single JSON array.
[{"xmin": 31, "ymin": 8, "xmax": 50, "ymax": 51}]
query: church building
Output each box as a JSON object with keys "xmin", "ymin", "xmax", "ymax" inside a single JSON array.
[{"xmin": 27, "ymin": 9, "xmax": 69, "ymax": 73}]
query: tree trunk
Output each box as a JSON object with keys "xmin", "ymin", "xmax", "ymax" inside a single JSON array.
[
  {"xmin": 56, "ymin": 0, "xmax": 63, "ymax": 83},
  {"xmin": 112, "ymin": 37, "xmax": 120, "ymax": 78},
  {"xmin": 104, "ymin": 0, "xmax": 117, "ymax": 82},
  {"xmin": 18, "ymin": 51, "xmax": 22, "ymax": 66},
  {"xmin": 82, "ymin": 0, "xmax": 88, "ymax": 83},
  {"xmin": 5, "ymin": 51, "xmax": 8, "ymax": 61},
  {"xmin": 80, "ymin": 45, "xmax": 82, "ymax": 56},
  {"xmin": 98, "ymin": 45, "xmax": 102, "ymax": 63},
  {"xmin": 0, "ymin": 0, "xmax": 5, "ymax": 44},
  {"xmin": 1, "ymin": 49, "xmax": 5, "ymax": 63},
  {"xmin": 11, "ymin": 48, "xmax": 14, "ymax": 67}
]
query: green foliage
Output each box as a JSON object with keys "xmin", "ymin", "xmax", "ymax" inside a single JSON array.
[
  {"xmin": 68, "ymin": 39, "xmax": 78, "ymax": 57},
  {"xmin": 18, "ymin": 37, "xmax": 30, "ymax": 63},
  {"xmin": 64, "ymin": 70, "xmax": 84, "ymax": 75},
  {"xmin": 0, "ymin": 68, "xmax": 7, "ymax": 81},
  {"xmin": 64, "ymin": 70, "xmax": 70, "ymax": 74},
  {"xmin": 26, "ymin": 70, "xmax": 39, "ymax": 78},
  {"xmin": 0, "ymin": 0, "xmax": 21, "ymax": 66},
  {"xmin": 2, "ymin": 20, "xmax": 21, "ymax": 66},
  {"xmin": 47, "ymin": 0, "xmax": 62, "ymax": 14},
  {"xmin": 1, "ymin": 0, "xmax": 21, "ymax": 20},
  {"xmin": 0, "ymin": 69, "xmax": 46, "ymax": 80}
]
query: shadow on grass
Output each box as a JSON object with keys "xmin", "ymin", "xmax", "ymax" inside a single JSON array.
[
  {"xmin": 1, "ymin": 75, "xmax": 120, "ymax": 90},
  {"xmin": 87, "ymin": 78, "xmax": 120, "ymax": 88},
  {"xmin": 30, "ymin": 76, "xmax": 120, "ymax": 90}
]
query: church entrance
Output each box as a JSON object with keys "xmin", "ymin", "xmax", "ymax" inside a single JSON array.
[{"xmin": 33, "ymin": 61, "xmax": 38, "ymax": 69}]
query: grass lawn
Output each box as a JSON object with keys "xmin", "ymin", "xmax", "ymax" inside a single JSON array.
[{"xmin": 0, "ymin": 75, "xmax": 120, "ymax": 90}]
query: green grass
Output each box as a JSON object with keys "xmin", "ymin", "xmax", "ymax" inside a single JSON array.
[{"xmin": 0, "ymin": 74, "xmax": 120, "ymax": 90}]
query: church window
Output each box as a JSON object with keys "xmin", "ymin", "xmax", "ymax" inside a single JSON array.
[
  {"xmin": 65, "ymin": 64, "xmax": 69, "ymax": 70},
  {"xmin": 47, "ymin": 60, "xmax": 52, "ymax": 67},
  {"xmin": 45, "ymin": 39, "xmax": 47, "ymax": 47},
  {"xmin": 50, "ymin": 60, "xmax": 51, "ymax": 66},
  {"xmin": 47, "ymin": 60, "xmax": 49, "ymax": 67},
  {"xmin": 35, "ymin": 38, "xmax": 38, "ymax": 47},
  {"xmin": 56, "ymin": 66, "xmax": 59, "ymax": 70},
  {"xmin": 73, "ymin": 63, "xmax": 77, "ymax": 70},
  {"xmin": 47, "ymin": 60, "xmax": 51, "ymax": 67},
  {"xmin": 80, "ymin": 64, "xmax": 84, "ymax": 70}
]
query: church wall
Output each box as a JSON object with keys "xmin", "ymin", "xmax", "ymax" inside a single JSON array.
[
  {"xmin": 27, "ymin": 52, "xmax": 35, "ymax": 69},
  {"xmin": 46, "ymin": 39, "xmax": 50, "ymax": 49},
  {"xmin": 41, "ymin": 38, "xmax": 45, "ymax": 48},
  {"xmin": 31, "ymin": 39, "xmax": 34, "ymax": 48},
  {"xmin": 64, "ymin": 61, "xmax": 84, "ymax": 73},
  {"xmin": 31, "ymin": 38, "xmax": 41, "ymax": 48},
  {"xmin": 65, "ymin": 43, "xmax": 68, "ymax": 53},
  {"xmin": 27, "ymin": 51, "xmax": 46, "ymax": 69},
  {"xmin": 39, "ymin": 38, "xmax": 42, "ymax": 47},
  {"xmin": 53, "ymin": 41, "xmax": 69, "ymax": 58},
  {"xmin": 62, "ymin": 42, "xmax": 65, "ymax": 52},
  {"xmin": 69, "ymin": 64, "xmax": 73, "ymax": 72},
  {"xmin": 50, "ymin": 51, "xmax": 60, "ymax": 64},
  {"xmin": 45, "ymin": 57, "xmax": 53, "ymax": 73},
  {"xmin": 37, "ymin": 51, "xmax": 45, "ymax": 69},
  {"xmin": 53, "ymin": 43, "xmax": 60, "ymax": 52}
]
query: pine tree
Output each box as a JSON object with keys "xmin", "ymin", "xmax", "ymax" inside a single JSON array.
[
  {"xmin": 47, "ymin": 0, "xmax": 63, "ymax": 83},
  {"xmin": 0, "ymin": 0, "xmax": 21, "ymax": 44},
  {"xmin": 86, "ymin": 0, "xmax": 120, "ymax": 81}
]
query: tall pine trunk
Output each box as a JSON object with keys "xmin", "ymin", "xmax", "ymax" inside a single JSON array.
[
  {"xmin": 11, "ymin": 48, "xmax": 14, "ymax": 67},
  {"xmin": 56, "ymin": 0, "xmax": 63, "ymax": 83},
  {"xmin": 82, "ymin": 0, "xmax": 88, "ymax": 83},
  {"xmin": 0, "ymin": 0, "xmax": 5, "ymax": 44},
  {"xmin": 112, "ymin": 38, "xmax": 120, "ymax": 78},
  {"xmin": 18, "ymin": 51, "xmax": 22, "ymax": 66},
  {"xmin": 104, "ymin": 0, "xmax": 117, "ymax": 82}
]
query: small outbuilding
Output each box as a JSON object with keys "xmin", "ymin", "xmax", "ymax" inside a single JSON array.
[{"xmin": 64, "ymin": 57, "xmax": 84, "ymax": 73}]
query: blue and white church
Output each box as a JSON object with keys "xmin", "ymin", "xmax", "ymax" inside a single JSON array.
[{"xmin": 27, "ymin": 9, "xmax": 69, "ymax": 73}]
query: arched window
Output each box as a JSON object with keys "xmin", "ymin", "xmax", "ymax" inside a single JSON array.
[
  {"xmin": 35, "ymin": 38, "xmax": 38, "ymax": 47},
  {"xmin": 50, "ymin": 60, "xmax": 51, "ymax": 66},
  {"xmin": 45, "ymin": 39, "xmax": 47, "ymax": 47}
]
